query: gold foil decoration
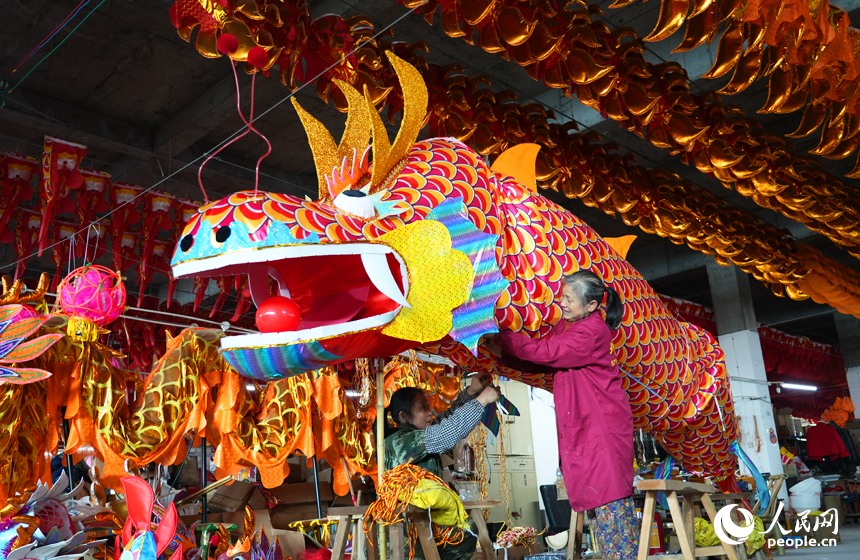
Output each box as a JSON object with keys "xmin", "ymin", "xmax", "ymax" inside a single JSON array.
[
  {"xmin": 291, "ymin": 51, "xmax": 427, "ymax": 198},
  {"xmin": 367, "ymin": 52, "xmax": 428, "ymax": 192},
  {"xmin": 291, "ymin": 79, "xmax": 371, "ymax": 200},
  {"xmin": 66, "ymin": 317, "xmax": 105, "ymax": 342},
  {"xmin": 0, "ymin": 273, "xmax": 49, "ymax": 305},
  {"xmin": 379, "ymin": 220, "xmax": 473, "ymax": 343}
]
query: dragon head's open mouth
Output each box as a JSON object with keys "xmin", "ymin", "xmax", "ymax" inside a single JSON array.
[
  {"xmin": 172, "ymin": 241, "xmax": 414, "ymax": 379},
  {"xmin": 170, "ymin": 193, "xmax": 501, "ymax": 380}
]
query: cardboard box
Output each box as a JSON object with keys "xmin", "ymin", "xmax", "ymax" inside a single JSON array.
[
  {"xmin": 268, "ymin": 481, "xmax": 334, "ymax": 506},
  {"xmin": 270, "ymin": 504, "xmax": 325, "ymax": 529},
  {"xmin": 283, "ymin": 456, "xmax": 308, "ymax": 484},
  {"xmin": 207, "ymin": 480, "xmax": 255, "ymax": 513},
  {"xmin": 270, "ymin": 529, "xmax": 307, "ymax": 558},
  {"xmin": 175, "ymin": 456, "xmax": 203, "ymax": 488},
  {"xmin": 248, "ymin": 487, "xmax": 268, "ymax": 510}
]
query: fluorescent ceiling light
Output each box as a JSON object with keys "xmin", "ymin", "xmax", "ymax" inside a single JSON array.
[{"xmin": 780, "ymin": 382, "xmax": 817, "ymax": 392}]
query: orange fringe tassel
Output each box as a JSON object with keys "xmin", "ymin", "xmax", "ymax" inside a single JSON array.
[{"xmin": 363, "ymin": 464, "xmax": 466, "ymax": 559}]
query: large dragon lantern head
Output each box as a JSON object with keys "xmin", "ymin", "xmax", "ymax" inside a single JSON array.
[{"xmin": 171, "ymin": 52, "xmax": 509, "ymax": 381}]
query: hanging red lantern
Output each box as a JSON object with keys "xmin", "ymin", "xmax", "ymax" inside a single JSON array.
[
  {"xmin": 14, "ymin": 210, "xmax": 42, "ymax": 279},
  {"xmin": 137, "ymin": 191, "xmax": 175, "ymax": 306},
  {"xmin": 37, "ymin": 136, "xmax": 86, "ymax": 256},
  {"xmin": 76, "ymin": 168, "xmax": 111, "ymax": 226},
  {"xmin": 0, "ymin": 153, "xmax": 38, "ymax": 235},
  {"xmin": 108, "ymin": 182, "xmax": 142, "ymax": 271}
]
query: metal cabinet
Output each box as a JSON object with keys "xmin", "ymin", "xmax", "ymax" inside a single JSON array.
[
  {"xmin": 486, "ymin": 381, "xmax": 534, "ymax": 456},
  {"xmin": 485, "ymin": 455, "xmax": 542, "ymax": 530},
  {"xmin": 483, "ymin": 380, "xmax": 542, "ymax": 531}
]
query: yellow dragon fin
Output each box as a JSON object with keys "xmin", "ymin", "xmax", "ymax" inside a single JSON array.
[
  {"xmin": 491, "ymin": 143, "xmax": 541, "ymax": 193},
  {"xmin": 604, "ymin": 235, "xmax": 637, "ymax": 259}
]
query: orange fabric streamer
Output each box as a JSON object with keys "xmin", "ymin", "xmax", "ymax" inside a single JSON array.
[{"xmin": 362, "ymin": 464, "xmax": 465, "ymax": 559}]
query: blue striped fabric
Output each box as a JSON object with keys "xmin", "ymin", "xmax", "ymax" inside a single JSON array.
[
  {"xmin": 223, "ymin": 340, "xmax": 341, "ymax": 381},
  {"xmin": 427, "ymin": 198, "xmax": 508, "ymax": 354}
]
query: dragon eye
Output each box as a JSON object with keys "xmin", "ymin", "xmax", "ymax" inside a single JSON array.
[
  {"xmin": 180, "ymin": 235, "xmax": 194, "ymax": 252},
  {"xmin": 215, "ymin": 226, "xmax": 231, "ymax": 243},
  {"xmin": 333, "ymin": 189, "xmax": 375, "ymax": 219}
]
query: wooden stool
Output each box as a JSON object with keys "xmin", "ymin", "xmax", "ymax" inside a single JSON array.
[
  {"xmin": 403, "ymin": 507, "xmax": 443, "ymax": 560},
  {"xmin": 462, "ymin": 500, "xmax": 501, "ymax": 560},
  {"xmin": 566, "ymin": 510, "xmax": 602, "ymax": 560},
  {"xmin": 636, "ymin": 479, "xmax": 740, "ymax": 560},
  {"xmin": 328, "ymin": 505, "xmax": 373, "ymax": 560},
  {"xmin": 567, "ymin": 509, "xmax": 585, "ymax": 560},
  {"xmin": 399, "ymin": 500, "xmax": 500, "ymax": 560}
]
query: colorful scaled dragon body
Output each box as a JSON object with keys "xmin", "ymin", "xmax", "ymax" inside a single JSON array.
[
  {"xmin": 170, "ymin": 53, "xmax": 739, "ymax": 485},
  {"xmin": 0, "ymin": 54, "xmax": 744, "ymax": 509}
]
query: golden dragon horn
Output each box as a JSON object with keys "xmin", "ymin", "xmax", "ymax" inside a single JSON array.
[
  {"xmin": 291, "ymin": 51, "xmax": 427, "ymax": 198},
  {"xmin": 0, "ymin": 273, "xmax": 49, "ymax": 305},
  {"xmin": 366, "ymin": 51, "xmax": 428, "ymax": 192},
  {"xmin": 291, "ymin": 79, "xmax": 371, "ymax": 200}
]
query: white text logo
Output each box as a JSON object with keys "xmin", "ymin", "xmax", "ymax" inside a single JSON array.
[{"xmin": 712, "ymin": 501, "xmax": 839, "ymax": 550}]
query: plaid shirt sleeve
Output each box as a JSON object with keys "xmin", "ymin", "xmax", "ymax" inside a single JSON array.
[
  {"xmin": 434, "ymin": 389, "xmax": 475, "ymax": 422},
  {"xmin": 424, "ymin": 399, "xmax": 484, "ymax": 453}
]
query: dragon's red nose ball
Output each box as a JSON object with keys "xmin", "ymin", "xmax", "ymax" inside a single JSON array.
[{"xmin": 255, "ymin": 296, "xmax": 301, "ymax": 332}]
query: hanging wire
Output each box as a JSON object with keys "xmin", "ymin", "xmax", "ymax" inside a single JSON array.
[
  {"xmin": 6, "ymin": 0, "xmax": 108, "ymax": 95},
  {"xmin": 197, "ymin": 60, "xmax": 272, "ymax": 202},
  {"xmin": 0, "ymin": 3, "xmax": 424, "ymax": 275},
  {"xmin": 14, "ymin": 257, "xmax": 253, "ymax": 328},
  {"xmin": 43, "ymin": 290, "xmax": 256, "ymax": 334},
  {"xmin": 5, "ymin": 0, "xmax": 92, "ymax": 74}
]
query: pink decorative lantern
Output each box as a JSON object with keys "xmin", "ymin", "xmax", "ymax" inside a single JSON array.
[
  {"xmin": 10, "ymin": 304, "xmax": 39, "ymax": 321},
  {"xmin": 55, "ymin": 265, "xmax": 126, "ymax": 326}
]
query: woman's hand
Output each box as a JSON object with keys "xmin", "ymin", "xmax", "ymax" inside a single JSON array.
[
  {"xmin": 476, "ymin": 386, "xmax": 501, "ymax": 406},
  {"xmin": 467, "ymin": 372, "xmax": 493, "ymax": 396}
]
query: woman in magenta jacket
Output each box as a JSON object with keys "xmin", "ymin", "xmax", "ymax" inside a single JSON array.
[{"xmin": 499, "ymin": 270, "xmax": 637, "ymax": 559}]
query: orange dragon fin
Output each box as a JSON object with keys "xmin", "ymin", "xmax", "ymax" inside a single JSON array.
[
  {"xmin": 490, "ymin": 143, "xmax": 541, "ymax": 193},
  {"xmin": 604, "ymin": 235, "xmax": 637, "ymax": 259}
]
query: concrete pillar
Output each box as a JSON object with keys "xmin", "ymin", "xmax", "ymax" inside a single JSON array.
[
  {"xmin": 834, "ymin": 315, "xmax": 860, "ymax": 414},
  {"xmin": 707, "ymin": 263, "xmax": 786, "ymax": 498}
]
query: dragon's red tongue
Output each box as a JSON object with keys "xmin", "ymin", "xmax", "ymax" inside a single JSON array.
[{"xmin": 255, "ymin": 296, "xmax": 301, "ymax": 332}]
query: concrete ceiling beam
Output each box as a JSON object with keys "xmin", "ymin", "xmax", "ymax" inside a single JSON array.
[
  {"xmin": 1, "ymin": 87, "xmax": 153, "ymax": 159},
  {"xmin": 152, "ymin": 74, "xmax": 236, "ymax": 155}
]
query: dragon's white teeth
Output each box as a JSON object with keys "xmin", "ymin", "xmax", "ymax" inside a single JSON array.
[
  {"xmin": 248, "ymin": 267, "xmax": 292, "ymax": 307},
  {"xmin": 361, "ymin": 253, "xmax": 410, "ymax": 309},
  {"xmin": 248, "ymin": 267, "xmax": 270, "ymax": 308},
  {"xmin": 270, "ymin": 268, "xmax": 291, "ymax": 298}
]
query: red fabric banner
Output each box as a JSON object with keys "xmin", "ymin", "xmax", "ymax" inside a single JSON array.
[{"xmin": 659, "ymin": 295, "xmax": 848, "ymax": 419}]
